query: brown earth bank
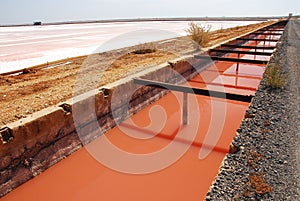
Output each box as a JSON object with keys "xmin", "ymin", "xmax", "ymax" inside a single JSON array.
[{"xmin": 0, "ymin": 21, "xmax": 274, "ymax": 127}]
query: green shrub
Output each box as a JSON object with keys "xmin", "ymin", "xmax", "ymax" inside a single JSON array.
[{"xmin": 185, "ymin": 22, "xmax": 211, "ymax": 47}]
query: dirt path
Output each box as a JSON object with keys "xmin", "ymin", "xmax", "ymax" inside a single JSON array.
[{"xmin": 0, "ymin": 21, "xmax": 274, "ymax": 127}]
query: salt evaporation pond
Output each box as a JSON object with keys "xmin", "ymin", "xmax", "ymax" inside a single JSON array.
[{"xmin": 0, "ymin": 21, "xmax": 260, "ymax": 74}]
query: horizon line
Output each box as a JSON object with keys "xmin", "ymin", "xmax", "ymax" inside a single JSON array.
[{"xmin": 0, "ymin": 15, "xmax": 294, "ymax": 27}]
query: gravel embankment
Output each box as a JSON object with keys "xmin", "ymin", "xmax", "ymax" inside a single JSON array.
[{"xmin": 206, "ymin": 20, "xmax": 300, "ymax": 200}]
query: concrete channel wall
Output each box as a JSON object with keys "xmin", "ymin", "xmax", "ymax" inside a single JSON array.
[
  {"xmin": 0, "ymin": 21, "xmax": 279, "ymax": 197},
  {"xmin": 0, "ymin": 54, "xmax": 204, "ymax": 196}
]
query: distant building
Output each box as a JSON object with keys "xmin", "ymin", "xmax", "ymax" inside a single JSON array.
[
  {"xmin": 288, "ymin": 13, "xmax": 293, "ymax": 18},
  {"xmin": 33, "ymin": 21, "xmax": 42, "ymax": 26}
]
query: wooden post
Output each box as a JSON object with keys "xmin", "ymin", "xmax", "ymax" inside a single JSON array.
[
  {"xmin": 236, "ymin": 53, "xmax": 240, "ymax": 72},
  {"xmin": 183, "ymin": 92, "xmax": 188, "ymax": 125},
  {"xmin": 255, "ymin": 40, "xmax": 257, "ymax": 52},
  {"xmin": 235, "ymin": 70, "xmax": 238, "ymax": 87}
]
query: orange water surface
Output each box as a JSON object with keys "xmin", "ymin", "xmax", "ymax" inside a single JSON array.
[{"xmin": 1, "ymin": 41, "xmax": 271, "ymax": 201}]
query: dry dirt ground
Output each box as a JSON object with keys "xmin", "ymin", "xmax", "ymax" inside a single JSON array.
[{"xmin": 0, "ymin": 21, "xmax": 274, "ymax": 127}]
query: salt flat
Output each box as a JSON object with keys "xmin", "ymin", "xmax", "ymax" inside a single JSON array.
[{"xmin": 0, "ymin": 21, "xmax": 258, "ymax": 73}]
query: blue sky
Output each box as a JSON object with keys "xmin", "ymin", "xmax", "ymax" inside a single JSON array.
[{"xmin": 0, "ymin": 0, "xmax": 299, "ymax": 25}]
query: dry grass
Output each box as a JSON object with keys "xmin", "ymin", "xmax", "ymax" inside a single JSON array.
[
  {"xmin": 265, "ymin": 62, "xmax": 287, "ymax": 89},
  {"xmin": 243, "ymin": 150, "xmax": 272, "ymax": 197},
  {"xmin": 247, "ymin": 172, "xmax": 273, "ymax": 195},
  {"xmin": 132, "ymin": 42, "xmax": 157, "ymax": 54},
  {"xmin": 185, "ymin": 22, "xmax": 211, "ymax": 48}
]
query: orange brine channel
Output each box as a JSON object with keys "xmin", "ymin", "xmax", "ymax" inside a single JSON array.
[{"xmin": 1, "ymin": 38, "xmax": 274, "ymax": 201}]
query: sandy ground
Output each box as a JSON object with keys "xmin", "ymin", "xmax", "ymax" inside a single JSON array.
[{"xmin": 0, "ymin": 21, "xmax": 273, "ymax": 127}]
